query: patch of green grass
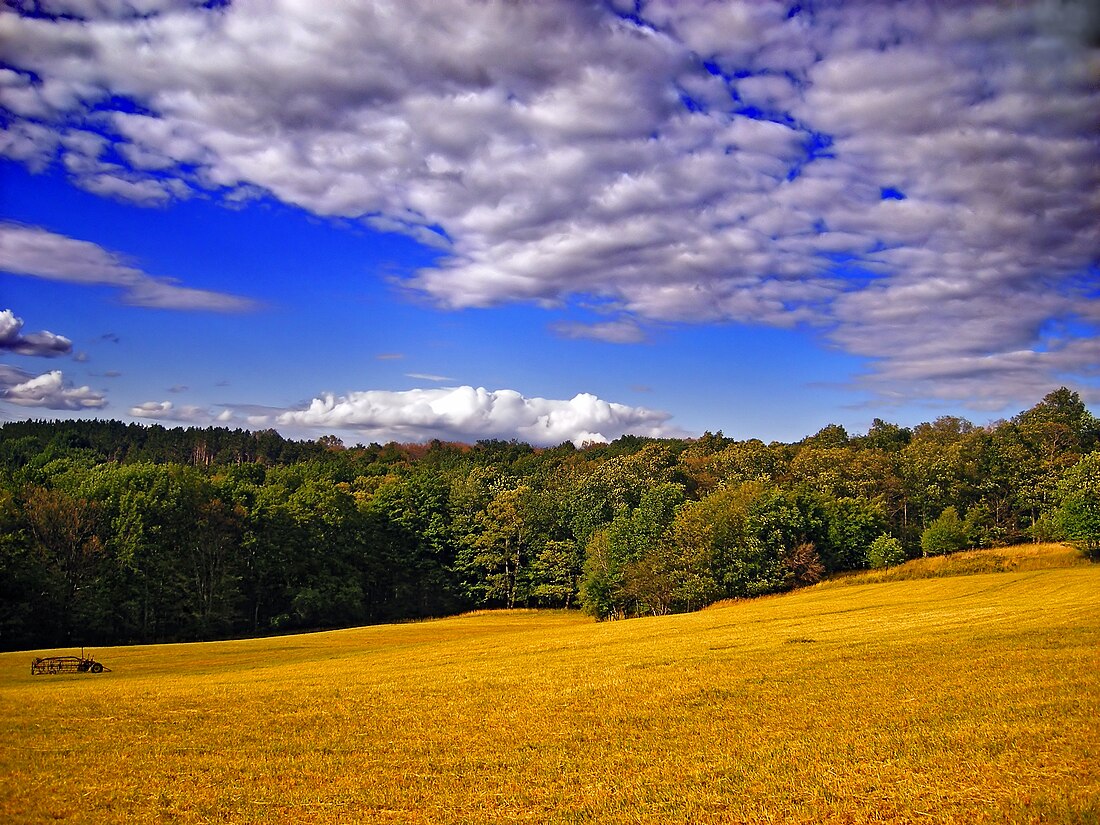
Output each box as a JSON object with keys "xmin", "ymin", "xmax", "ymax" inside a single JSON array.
[{"xmin": 2, "ymin": 555, "xmax": 1098, "ymax": 823}]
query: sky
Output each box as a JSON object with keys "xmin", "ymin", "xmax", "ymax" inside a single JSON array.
[{"xmin": 0, "ymin": 0, "xmax": 1098, "ymax": 447}]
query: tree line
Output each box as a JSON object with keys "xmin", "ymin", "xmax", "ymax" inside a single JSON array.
[{"xmin": 1, "ymin": 388, "xmax": 1097, "ymax": 650}]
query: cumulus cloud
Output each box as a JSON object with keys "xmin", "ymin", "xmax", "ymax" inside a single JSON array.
[
  {"xmin": 0, "ymin": 367, "xmax": 107, "ymax": 410},
  {"xmin": 1, "ymin": 1, "xmax": 1097, "ymax": 408},
  {"xmin": 276, "ymin": 386, "xmax": 682, "ymax": 447},
  {"xmin": 0, "ymin": 309, "xmax": 73, "ymax": 357},
  {"xmin": 0, "ymin": 223, "xmax": 258, "ymax": 312}
]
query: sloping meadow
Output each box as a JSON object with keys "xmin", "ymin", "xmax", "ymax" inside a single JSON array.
[{"xmin": 2, "ymin": 562, "xmax": 1098, "ymax": 823}]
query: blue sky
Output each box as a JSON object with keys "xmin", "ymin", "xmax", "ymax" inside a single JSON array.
[{"xmin": 1, "ymin": 1, "xmax": 1097, "ymax": 446}]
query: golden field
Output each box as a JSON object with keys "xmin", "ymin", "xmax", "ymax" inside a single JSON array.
[{"xmin": 2, "ymin": 544, "xmax": 1098, "ymax": 824}]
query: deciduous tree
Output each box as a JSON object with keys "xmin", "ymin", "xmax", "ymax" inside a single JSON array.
[{"xmin": 1055, "ymin": 452, "xmax": 1100, "ymax": 560}]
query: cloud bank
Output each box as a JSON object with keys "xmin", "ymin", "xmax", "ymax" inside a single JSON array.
[
  {"xmin": 130, "ymin": 386, "xmax": 682, "ymax": 447},
  {"xmin": 2, "ymin": 1, "xmax": 1098, "ymax": 409},
  {"xmin": 277, "ymin": 387, "xmax": 681, "ymax": 447}
]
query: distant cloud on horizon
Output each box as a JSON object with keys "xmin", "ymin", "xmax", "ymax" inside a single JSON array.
[
  {"xmin": 0, "ymin": 366, "xmax": 106, "ymax": 410},
  {"xmin": 277, "ymin": 386, "xmax": 684, "ymax": 447},
  {"xmin": 127, "ymin": 385, "xmax": 684, "ymax": 447}
]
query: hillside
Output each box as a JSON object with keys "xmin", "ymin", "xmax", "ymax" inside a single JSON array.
[{"xmin": 2, "ymin": 551, "xmax": 1098, "ymax": 823}]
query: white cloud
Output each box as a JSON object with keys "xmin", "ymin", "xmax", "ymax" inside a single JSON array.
[
  {"xmin": 1, "ymin": 1, "xmax": 1097, "ymax": 409},
  {"xmin": 123, "ymin": 389, "xmax": 683, "ymax": 446},
  {"xmin": 551, "ymin": 318, "xmax": 647, "ymax": 344},
  {"xmin": 276, "ymin": 386, "xmax": 682, "ymax": 447},
  {"xmin": 405, "ymin": 373, "xmax": 454, "ymax": 383},
  {"xmin": 0, "ymin": 223, "xmax": 258, "ymax": 312},
  {"xmin": 0, "ymin": 309, "xmax": 73, "ymax": 357},
  {"xmin": 0, "ymin": 368, "xmax": 107, "ymax": 410},
  {"xmin": 129, "ymin": 400, "xmax": 216, "ymax": 423}
]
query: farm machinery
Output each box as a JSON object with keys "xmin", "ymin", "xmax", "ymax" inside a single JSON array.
[{"xmin": 31, "ymin": 650, "xmax": 111, "ymax": 675}]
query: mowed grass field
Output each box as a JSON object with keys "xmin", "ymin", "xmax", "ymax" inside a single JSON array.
[{"xmin": 2, "ymin": 546, "xmax": 1098, "ymax": 824}]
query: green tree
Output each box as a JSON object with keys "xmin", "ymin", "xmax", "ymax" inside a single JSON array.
[
  {"xmin": 363, "ymin": 468, "xmax": 464, "ymax": 617},
  {"xmin": 921, "ymin": 506, "xmax": 967, "ymax": 556},
  {"xmin": 859, "ymin": 418, "xmax": 912, "ymax": 452},
  {"xmin": 1055, "ymin": 451, "xmax": 1100, "ymax": 560},
  {"xmin": 186, "ymin": 491, "xmax": 246, "ymax": 637},
  {"xmin": 579, "ymin": 482, "xmax": 685, "ymax": 618},
  {"xmin": 463, "ymin": 485, "xmax": 533, "ymax": 608},
  {"xmin": 529, "ymin": 539, "xmax": 580, "ymax": 607},
  {"xmin": 802, "ymin": 423, "xmax": 850, "ymax": 448},
  {"xmin": 866, "ymin": 534, "xmax": 906, "ymax": 568},
  {"xmin": 972, "ymin": 422, "xmax": 1032, "ymax": 544},
  {"xmin": 669, "ymin": 482, "xmax": 786, "ymax": 601},
  {"xmin": 84, "ymin": 463, "xmax": 198, "ymax": 642},
  {"xmin": 579, "ymin": 528, "xmax": 619, "ymax": 619},
  {"xmin": 20, "ymin": 485, "xmax": 107, "ymax": 643},
  {"xmin": 0, "ymin": 484, "xmax": 52, "ymax": 649},
  {"xmin": 747, "ymin": 487, "xmax": 830, "ymax": 568},
  {"xmin": 707, "ymin": 440, "xmax": 789, "ymax": 487},
  {"xmin": 790, "ymin": 447, "xmax": 896, "ymax": 501},
  {"xmin": 1013, "ymin": 388, "xmax": 1099, "ymax": 528},
  {"xmin": 900, "ymin": 417, "xmax": 981, "ymax": 534},
  {"xmin": 824, "ymin": 496, "xmax": 887, "ymax": 571}
]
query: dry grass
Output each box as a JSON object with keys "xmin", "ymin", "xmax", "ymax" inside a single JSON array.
[
  {"xmin": 2, "ymin": 549, "xmax": 1098, "ymax": 823},
  {"xmin": 815, "ymin": 542, "xmax": 1089, "ymax": 590}
]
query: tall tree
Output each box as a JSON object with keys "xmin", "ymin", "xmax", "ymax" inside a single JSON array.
[
  {"xmin": 462, "ymin": 485, "xmax": 533, "ymax": 608},
  {"xmin": 1013, "ymin": 388, "xmax": 1099, "ymax": 526},
  {"xmin": 20, "ymin": 485, "xmax": 106, "ymax": 643},
  {"xmin": 1055, "ymin": 451, "xmax": 1100, "ymax": 560}
]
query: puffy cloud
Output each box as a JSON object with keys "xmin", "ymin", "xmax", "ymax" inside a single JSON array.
[
  {"xmin": 0, "ymin": 309, "xmax": 73, "ymax": 357},
  {"xmin": 123, "ymin": 388, "xmax": 683, "ymax": 446},
  {"xmin": 276, "ymin": 386, "xmax": 682, "ymax": 447},
  {"xmin": 0, "ymin": 367, "xmax": 107, "ymax": 410},
  {"xmin": 0, "ymin": 223, "xmax": 258, "ymax": 312},
  {"xmin": 1, "ymin": 1, "xmax": 1097, "ymax": 409}
]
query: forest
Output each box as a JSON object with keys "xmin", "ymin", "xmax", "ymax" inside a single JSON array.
[{"xmin": 1, "ymin": 387, "xmax": 1097, "ymax": 651}]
